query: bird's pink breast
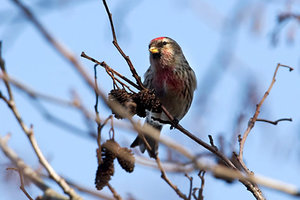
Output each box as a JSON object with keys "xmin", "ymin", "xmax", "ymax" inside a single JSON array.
[{"xmin": 153, "ymin": 67, "xmax": 183, "ymax": 94}]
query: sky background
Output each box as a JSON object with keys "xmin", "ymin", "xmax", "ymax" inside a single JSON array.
[{"xmin": 1, "ymin": 0, "xmax": 300, "ymax": 199}]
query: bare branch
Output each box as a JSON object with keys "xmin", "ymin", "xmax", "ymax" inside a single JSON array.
[
  {"xmin": 155, "ymin": 156, "xmax": 188, "ymax": 200},
  {"xmin": 256, "ymin": 118, "xmax": 292, "ymax": 125},
  {"xmin": 185, "ymin": 173, "xmax": 193, "ymax": 200},
  {"xmin": 239, "ymin": 63, "xmax": 293, "ymax": 164},
  {"xmin": 107, "ymin": 183, "xmax": 122, "ymax": 200},
  {"xmin": 198, "ymin": 171, "xmax": 206, "ymax": 200},
  {"xmin": 6, "ymin": 167, "xmax": 34, "ymax": 200},
  {"xmin": 102, "ymin": 0, "xmax": 144, "ymax": 90},
  {"xmin": 0, "ymin": 135, "xmax": 68, "ymax": 200}
]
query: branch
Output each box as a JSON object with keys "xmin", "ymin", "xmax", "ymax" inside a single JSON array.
[
  {"xmin": 256, "ymin": 118, "xmax": 292, "ymax": 125},
  {"xmin": 102, "ymin": 0, "xmax": 144, "ymax": 90},
  {"xmin": 27, "ymin": 126, "xmax": 82, "ymax": 200},
  {"xmin": 81, "ymin": 52, "xmax": 140, "ymax": 91},
  {"xmin": 185, "ymin": 173, "xmax": 193, "ymax": 200},
  {"xmin": 239, "ymin": 63, "xmax": 293, "ymax": 164},
  {"xmin": 0, "ymin": 34, "xmax": 82, "ymax": 200},
  {"xmin": 6, "ymin": 167, "xmax": 34, "ymax": 200},
  {"xmin": 0, "ymin": 135, "xmax": 68, "ymax": 200},
  {"xmin": 107, "ymin": 183, "xmax": 122, "ymax": 200},
  {"xmin": 155, "ymin": 156, "xmax": 188, "ymax": 200},
  {"xmin": 198, "ymin": 171, "xmax": 206, "ymax": 200}
]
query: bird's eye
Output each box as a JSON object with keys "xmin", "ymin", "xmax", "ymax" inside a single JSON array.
[{"xmin": 162, "ymin": 41, "xmax": 168, "ymax": 45}]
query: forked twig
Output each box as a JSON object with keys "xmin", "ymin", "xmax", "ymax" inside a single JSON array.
[
  {"xmin": 238, "ymin": 63, "xmax": 293, "ymax": 165},
  {"xmin": 155, "ymin": 156, "xmax": 188, "ymax": 200},
  {"xmin": 102, "ymin": 0, "xmax": 144, "ymax": 90},
  {"xmin": 256, "ymin": 118, "xmax": 292, "ymax": 125},
  {"xmin": 6, "ymin": 167, "xmax": 33, "ymax": 200}
]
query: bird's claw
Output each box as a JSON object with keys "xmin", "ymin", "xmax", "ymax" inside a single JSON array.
[{"xmin": 170, "ymin": 118, "xmax": 179, "ymax": 130}]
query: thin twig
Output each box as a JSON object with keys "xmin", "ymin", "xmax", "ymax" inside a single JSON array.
[
  {"xmin": 27, "ymin": 126, "xmax": 82, "ymax": 199},
  {"xmin": 198, "ymin": 171, "xmax": 206, "ymax": 200},
  {"xmin": 185, "ymin": 173, "xmax": 193, "ymax": 200},
  {"xmin": 256, "ymin": 118, "xmax": 292, "ymax": 125},
  {"xmin": 0, "ymin": 41, "xmax": 13, "ymax": 101},
  {"xmin": 208, "ymin": 135, "xmax": 218, "ymax": 151},
  {"xmin": 6, "ymin": 167, "xmax": 34, "ymax": 200},
  {"xmin": 102, "ymin": 0, "xmax": 144, "ymax": 90},
  {"xmin": 0, "ymin": 135, "xmax": 68, "ymax": 200},
  {"xmin": 155, "ymin": 156, "xmax": 188, "ymax": 200},
  {"xmin": 107, "ymin": 183, "xmax": 122, "ymax": 200},
  {"xmin": 239, "ymin": 63, "xmax": 293, "ymax": 164},
  {"xmin": 81, "ymin": 52, "xmax": 139, "ymax": 90},
  {"xmin": 0, "ymin": 40, "xmax": 82, "ymax": 200}
]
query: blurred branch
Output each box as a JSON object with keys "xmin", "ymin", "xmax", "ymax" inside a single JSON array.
[
  {"xmin": 0, "ymin": 43, "xmax": 82, "ymax": 199},
  {"xmin": 107, "ymin": 184, "xmax": 122, "ymax": 200},
  {"xmin": 155, "ymin": 156, "xmax": 188, "ymax": 200},
  {"xmin": 0, "ymin": 135, "xmax": 68, "ymax": 200},
  {"xmin": 272, "ymin": 12, "xmax": 300, "ymax": 45},
  {"xmin": 27, "ymin": 125, "xmax": 82, "ymax": 200}
]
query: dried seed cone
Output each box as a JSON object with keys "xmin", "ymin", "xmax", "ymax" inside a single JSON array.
[
  {"xmin": 95, "ymin": 140, "xmax": 119, "ymax": 190},
  {"xmin": 133, "ymin": 89, "xmax": 161, "ymax": 117},
  {"xmin": 108, "ymin": 89, "xmax": 136, "ymax": 119},
  {"xmin": 117, "ymin": 147, "xmax": 135, "ymax": 173}
]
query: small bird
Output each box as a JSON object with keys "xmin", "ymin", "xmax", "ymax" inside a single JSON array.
[{"xmin": 130, "ymin": 37, "xmax": 197, "ymax": 158}]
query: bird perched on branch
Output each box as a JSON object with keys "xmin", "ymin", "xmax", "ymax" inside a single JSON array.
[{"xmin": 130, "ymin": 37, "xmax": 197, "ymax": 158}]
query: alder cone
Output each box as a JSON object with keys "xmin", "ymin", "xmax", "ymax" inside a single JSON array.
[
  {"xmin": 117, "ymin": 147, "xmax": 135, "ymax": 173},
  {"xmin": 95, "ymin": 140, "xmax": 119, "ymax": 190}
]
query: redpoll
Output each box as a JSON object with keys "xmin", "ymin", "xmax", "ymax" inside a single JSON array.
[{"xmin": 131, "ymin": 37, "xmax": 197, "ymax": 158}]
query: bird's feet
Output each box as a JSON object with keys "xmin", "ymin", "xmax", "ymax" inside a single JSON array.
[{"xmin": 170, "ymin": 118, "xmax": 179, "ymax": 130}]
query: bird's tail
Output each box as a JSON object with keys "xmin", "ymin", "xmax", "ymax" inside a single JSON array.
[{"xmin": 130, "ymin": 118, "xmax": 162, "ymax": 158}]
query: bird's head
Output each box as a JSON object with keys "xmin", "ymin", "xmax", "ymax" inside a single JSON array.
[{"xmin": 149, "ymin": 37, "xmax": 183, "ymax": 68}]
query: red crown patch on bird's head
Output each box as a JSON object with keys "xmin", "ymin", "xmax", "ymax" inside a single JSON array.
[{"xmin": 151, "ymin": 37, "xmax": 166, "ymax": 43}]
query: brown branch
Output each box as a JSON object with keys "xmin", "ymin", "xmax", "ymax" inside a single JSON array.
[
  {"xmin": 0, "ymin": 135, "xmax": 68, "ymax": 200},
  {"xmin": 155, "ymin": 156, "xmax": 188, "ymax": 200},
  {"xmin": 27, "ymin": 126, "xmax": 82, "ymax": 200},
  {"xmin": 185, "ymin": 173, "xmax": 193, "ymax": 200},
  {"xmin": 81, "ymin": 52, "xmax": 140, "ymax": 91},
  {"xmin": 198, "ymin": 170, "xmax": 206, "ymax": 200},
  {"xmin": 0, "ymin": 41, "xmax": 13, "ymax": 101},
  {"xmin": 256, "ymin": 118, "xmax": 292, "ymax": 125},
  {"xmin": 107, "ymin": 183, "xmax": 122, "ymax": 200},
  {"xmin": 0, "ymin": 41, "xmax": 82, "ymax": 200},
  {"xmin": 102, "ymin": 0, "xmax": 144, "ymax": 90},
  {"xmin": 6, "ymin": 167, "xmax": 34, "ymax": 200},
  {"xmin": 239, "ymin": 63, "xmax": 293, "ymax": 164},
  {"xmin": 208, "ymin": 135, "xmax": 218, "ymax": 151}
]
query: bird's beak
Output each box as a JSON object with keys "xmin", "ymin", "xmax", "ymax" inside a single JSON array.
[{"xmin": 149, "ymin": 47, "xmax": 159, "ymax": 54}]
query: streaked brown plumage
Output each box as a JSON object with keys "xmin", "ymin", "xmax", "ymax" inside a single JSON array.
[{"xmin": 131, "ymin": 37, "xmax": 197, "ymax": 158}]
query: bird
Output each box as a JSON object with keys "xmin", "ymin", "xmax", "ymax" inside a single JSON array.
[{"xmin": 130, "ymin": 37, "xmax": 197, "ymax": 158}]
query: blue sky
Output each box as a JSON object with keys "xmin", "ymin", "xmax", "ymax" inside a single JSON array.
[{"xmin": 1, "ymin": 0, "xmax": 300, "ymax": 199}]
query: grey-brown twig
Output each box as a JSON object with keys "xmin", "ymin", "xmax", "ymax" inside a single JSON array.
[
  {"xmin": 6, "ymin": 167, "xmax": 34, "ymax": 200},
  {"xmin": 107, "ymin": 183, "xmax": 122, "ymax": 200},
  {"xmin": 238, "ymin": 63, "xmax": 293, "ymax": 165},
  {"xmin": 102, "ymin": 0, "xmax": 144, "ymax": 90},
  {"xmin": 0, "ymin": 135, "xmax": 68, "ymax": 200},
  {"xmin": 155, "ymin": 156, "xmax": 188, "ymax": 200},
  {"xmin": 256, "ymin": 118, "xmax": 292, "ymax": 125}
]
